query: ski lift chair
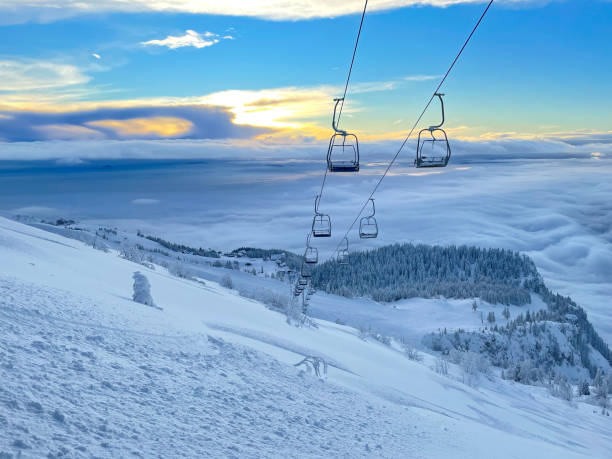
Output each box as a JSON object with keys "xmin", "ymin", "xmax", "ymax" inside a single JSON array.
[
  {"xmin": 301, "ymin": 262, "xmax": 313, "ymax": 278},
  {"xmin": 327, "ymin": 98, "xmax": 360, "ymax": 172},
  {"xmin": 359, "ymin": 198, "xmax": 378, "ymax": 239},
  {"xmin": 312, "ymin": 195, "xmax": 331, "ymax": 238},
  {"xmin": 337, "ymin": 237, "xmax": 350, "ymax": 265},
  {"xmin": 298, "ymin": 276, "xmax": 308, "ymax": 287},
  {"xmin": 415, "ymin": 93, "xmax": 451, "ymax": 168},
  {"xmin": 304, "ymin": 233, "xmax": 318, "ymax": 264}
]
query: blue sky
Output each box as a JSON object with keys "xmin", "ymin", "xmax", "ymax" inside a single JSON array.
[{"xmin": 0, "ymin": 0, "xmax": 611, "ymax": 149}]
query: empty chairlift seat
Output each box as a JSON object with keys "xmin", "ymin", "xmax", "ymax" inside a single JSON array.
[
  {"xmin": 304, "ymin": 233, "xmax": 318, "ymax": 264},
  {"xmin": 301, "ymin": 262, "xmax": 312, "ymax": 278},
  {"xmin": 311, "ymin": 195, "xmax": 331, "ymax": 238},
  {"xmin": 327, "ymin": 98, "xmax": 360, "ymax": 172},
  {"xmin": 415, "ymin": 93, "xmax": 451, "ymax": 168},
  {"xmin": 337, "ymin": 237, "xmax": 350, "ymax": 265},
  {"xmin": 359, "ymin": 198, "xmax": 378, "ymax": 239}
]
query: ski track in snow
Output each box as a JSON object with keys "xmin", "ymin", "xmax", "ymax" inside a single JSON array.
[{"xmin": 0, "ymin": 276, "xmax": 438, "ymax": 458}]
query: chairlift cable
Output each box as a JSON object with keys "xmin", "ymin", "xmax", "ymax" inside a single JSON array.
[
  {"xmin": 316, "ymin": 0, "xmax": 368, "ymax": 206},
  {"xmin": 331, "ymin": 0, "xmax": 495, "ymax": 256},
  {"xmin": 336, "ymin": 0, "xmax": 369, "ymax": 129}
]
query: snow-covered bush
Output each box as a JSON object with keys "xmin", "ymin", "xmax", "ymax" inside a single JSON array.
[
  {"xmin": 284, "ymin": 297, "xmax": 317, "ymax": 328},
  {"xmin": 236, "ymin": 286, "xmax": 290, "ymax": 311},
  {"xmin": 91, "ymin": 236, "xmax": 109, "ymax": 252},
  {"xmin": 167, "ymin": 260, "xmax": 193, "ymax": 280},
  {"xmin": 295, "ymin": 356, "xmax": 328, "ymax": 379},
  {"xmin": 120, "ymin": 242, "xmax": 144, "ymax": 263},
  {"xmin": 357, "ymin": 325, "xmax": 391, "ymax": 346},
  {"xmin": 406, "ymin": 348, "xmax": 423, "ymax": 362},
  {"xmin": 132, "ymin": 271, "xmax": 155, "ymax": 307},
  {"xmin": 548, "ymin": 375, "xmax": 573, "ymax": 402},
  {"xmin": 459, "ymin": 351, "xmax": 490, "ymax": 387},
  {"xmin": 120, "ymin": 242, "xmax": 154, "ymax": 269},
  {"xmin": 504, "ymin": 359, "xmax": 544, "ymax": 385},
  {"xmin": 220, "ymin": 274, "xmax": 234, "ymax": 289},
  {"xmin": 434, "ymin": 356, "xmax": 449, "ymax": 376}
]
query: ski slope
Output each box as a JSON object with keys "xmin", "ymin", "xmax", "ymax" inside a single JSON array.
[{"xmin": 1, "ymin": 216, "xmax": 610, "ymax": 458}]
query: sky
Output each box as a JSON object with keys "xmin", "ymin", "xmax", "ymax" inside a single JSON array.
[{"xmin": 1, "ymin": 0, "xmax": 612, "ymax": 156}]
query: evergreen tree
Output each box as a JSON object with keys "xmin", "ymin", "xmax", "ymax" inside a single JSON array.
[{"xmin": 487, "ymin": 311, "xmax": 496, "ymax": 324}]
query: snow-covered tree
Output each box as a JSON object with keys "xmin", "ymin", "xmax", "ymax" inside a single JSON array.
[
  {"xmin": 168, "ymin": 260, "xmax": 193, "ymax": 279},
  {"xmin": 487, "ymin": 311, "xmax": 496, "ymax": 324},
  {"xmin": 120, "ymin": 241, "xmax": 144, "ymax": 264},
  {"xmin": 311, "ymin": 243, "xmax": 538, "ymax": 306},
  {"xmin": 132, "ymin": 271, "xmax": 155, "ymax": 307},
  {"xmin": 549, "ymin": 374, "xmax": 573, "ymax": 402},
  {"xmin": 220, "ymin": 274, "xmax": 234, "ymax": 289},
  {"xmin": 577, "ymin": 380, "xmax": 590, "ymax": 396},
  {"xmin": 594, "ymin": 369, "xmax": 609, "ymax": 413}
]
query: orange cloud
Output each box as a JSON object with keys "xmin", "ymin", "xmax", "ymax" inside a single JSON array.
[{"xmin": 87, "ymin": 116, "xmax": 193, "ymax": 137}]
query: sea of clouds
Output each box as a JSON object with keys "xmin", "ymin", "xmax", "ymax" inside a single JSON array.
[{"xmin": 1, "ymin": 137, "xmax": 610, "ymax": 341}]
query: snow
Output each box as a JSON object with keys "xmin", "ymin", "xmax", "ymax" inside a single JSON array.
[
  {"xmin": 308, "ymin": 293, "xmax": 548, "ymax": 343},
  {"xmin": 1, "ymin": 216, "xmax": 611, "ymax": 457}
]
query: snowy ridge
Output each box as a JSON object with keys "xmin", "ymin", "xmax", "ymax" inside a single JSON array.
[{"xmin": 1, "ymin": 217, "xmax": 611, "ymax": 458}]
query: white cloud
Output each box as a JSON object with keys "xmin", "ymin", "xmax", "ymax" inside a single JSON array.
[
  {"xmin": 0, "ymin": 1, "xmax": 544, "ymax": 24},
  {"xmin": 403, "ymin": 75, "xmax": 441, "ymax": 82},
  {"xmin": 141, "ymin": 30, "xmax": 230, "ymax": 49},
  {"xmin": 0, "ymin": 59, "xmax": 90, "ymax": 92}
]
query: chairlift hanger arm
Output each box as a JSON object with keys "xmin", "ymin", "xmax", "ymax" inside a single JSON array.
[
  {"xmin": 429, "ymin": 93, "xmax": 446, "ymax": 130},
  {"xmin": 332, "ymin": 98, "xmax": 347, "ymax": 135},
  {"xmin": 367, "ymin": 198, "xmax": 375, "ymax": 218}
]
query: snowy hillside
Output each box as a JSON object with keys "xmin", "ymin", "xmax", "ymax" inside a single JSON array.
[{"xmin": 1, "ymin": 216, "xmax": 611, "ymax": 458}]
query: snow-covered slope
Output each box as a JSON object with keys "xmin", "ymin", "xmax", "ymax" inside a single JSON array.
[{"xmin": 1, "ymin": 217, "xmax": 610, "ymax": 458}]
